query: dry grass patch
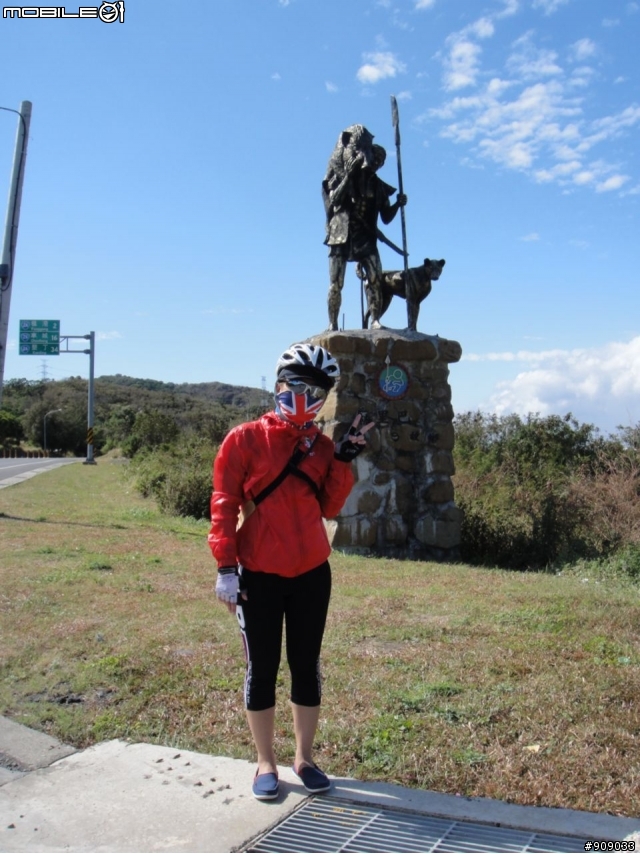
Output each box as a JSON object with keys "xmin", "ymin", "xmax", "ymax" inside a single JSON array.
[{"xmin": 1, "ymin": 461, "xmax": 639, "ymax": 816}]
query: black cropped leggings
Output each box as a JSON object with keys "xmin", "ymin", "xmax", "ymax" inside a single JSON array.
[{"xmin": 236, "ymin": 562, "xmax": 331, "ymax": 712}]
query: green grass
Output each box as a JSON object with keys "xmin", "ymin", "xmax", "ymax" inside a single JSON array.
[{"xmin": 1, "ymin": 460, "xmax": 639, "ymax": 816}]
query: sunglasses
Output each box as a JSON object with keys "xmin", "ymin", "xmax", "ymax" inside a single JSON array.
[{"xmin": 286, "ymin": 382, "xmax": 329, "ymax": 401}]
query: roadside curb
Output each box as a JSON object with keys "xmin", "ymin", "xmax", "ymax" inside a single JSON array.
[{"xmin": 0, "ymin": 717, "xmax": 77, "ymax": 784}]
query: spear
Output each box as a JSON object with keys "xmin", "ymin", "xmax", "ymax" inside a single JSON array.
[{"xmin": 390, "ymin": 95, "xmax": 409, "ymax": 278}]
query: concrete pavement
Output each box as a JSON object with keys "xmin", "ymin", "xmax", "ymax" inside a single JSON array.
[
  {"xmin": 1, "ymin": 716, "xmax": 639, "ymax": 853},
  {"xmin": 0, "ymin": 458, "xmax": 80, "ymax": 490}
]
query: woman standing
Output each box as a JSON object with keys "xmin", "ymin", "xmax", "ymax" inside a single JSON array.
[{"xmin": 209, "ymin": 343, "xmax": 372, "ymax": 800}]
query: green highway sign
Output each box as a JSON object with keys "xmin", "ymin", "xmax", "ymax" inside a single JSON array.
[{"xmin": 19, "ymin": 319, "xmax": 60, "ymax": 355}]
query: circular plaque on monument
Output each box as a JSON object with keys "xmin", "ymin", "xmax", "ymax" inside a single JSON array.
[{"xmin": 378, "ymin": 363, "xmax": 409, "ymax": 399}]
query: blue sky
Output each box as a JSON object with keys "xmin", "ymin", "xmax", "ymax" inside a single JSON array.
[{"xmin": 1, "ymin": 0, "xmax": 639, "ymax": 433}]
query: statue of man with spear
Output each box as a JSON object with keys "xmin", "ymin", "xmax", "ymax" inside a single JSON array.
[{"xmin": 322, "ymin": 120, "xmax": 407, "ymax": 331}]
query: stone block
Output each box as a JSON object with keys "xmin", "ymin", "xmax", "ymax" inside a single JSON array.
[
  {"xmin": 320, "ymin": 395, "xmax": 361, "ymax": 422},
  {"xmin": 320, "ymin": 420, "xmax": 343, "ymax": 442},
  {"xmin": 358, "ymin": 489, "xmax": 383, "ymax": 514},
  {"xmin": 386, "ymin": 401, "xmax": 422, "ymax": 422},
  {"xmin": 392, "ymin": 475, "xmax": 414, "ymax": 515},
  {"xmin": 435, "ymin": 337, "xmax": 462, "ymax": 363},
  {"xmin": 423, "ymin": 450, "xmax": 456, "ymax": 475},
  {"xmin": 350, "ymin": 372, "xmax": 366, "ymax": 395},
  {"xmin": 354, "ymin": 337, "xmax": 376, "ymax": 357},
  {"xmin": 381, "ymin": 515, "xmax": 408, "ymax": 545},
  {"xmin": 365, "ymin": 427, "xmax": 382, "ymax": 454},
  {"xmin": 423, "ymin": 478, "xmax": 454, "ymax": 504},
  {"xmin": 395, "ymin": 452, "xmax": 417, "ymax": 473},
  {"xmin": 432, "ymin": 382, "xmax": 452, "ymax": 400},
  {"xmin": 354, "ymin": 454, "xmax": 375, "ymax": 483},
  {"xmin": 414, "ymin": 511, "xmax": 461, "ymax": 549},
  {"xmin": 388, "ymin": 423, "xmax": 424, "ymax": 452},
  {"xmin": 432, "ymin": 422, "xmax": 455, "ymax": 451},
  {"xmin": 391, "ymin": 338, "xmax": 438, "ymax": 362},
  {"xmin": 373, "ymin": 337, "xmax": 390, "ymax": 359},
  {"xmin": 405, "ymin": 384, "xmax": 429, "ymax": 401},
  {"xmin": 374, "ymin": 455, "xmax": 397, "ymax": 472},
  {"xmin": 328, "ymin": 516, "xmax": 378, "ymax": 548},
  {"xmin": 313, "ymin": 333, "xmax": 355, "ymax": 354}
]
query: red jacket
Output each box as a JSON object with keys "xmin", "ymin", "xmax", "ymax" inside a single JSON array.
[{"xmin": 208, "ymin": 412, "xmax": 354, "ymax": 577}]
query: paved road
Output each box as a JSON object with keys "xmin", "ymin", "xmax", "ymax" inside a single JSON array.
[{"xmin": 0, "ymin": 458, "xmax": 81, "ymax": 489}]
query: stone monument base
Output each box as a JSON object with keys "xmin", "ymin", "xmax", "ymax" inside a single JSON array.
[{"xmin": 309, "ymin": 328, "xmax": 462, "ymax": 562}]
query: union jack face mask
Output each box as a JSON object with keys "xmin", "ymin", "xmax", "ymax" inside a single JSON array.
[{"xmin": 275, "ymin": 388, "xmax": 325, "ymax": 427}]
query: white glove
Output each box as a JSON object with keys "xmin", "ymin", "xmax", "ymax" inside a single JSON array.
[{"xmin": 215, "ymin": 567, "xmax": 239, "ymax": 604}]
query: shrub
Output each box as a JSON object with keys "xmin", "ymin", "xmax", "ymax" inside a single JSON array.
[
  {"xmin": 129, "ymin": 437, "xmax": 217, "ymax": 519},
  {"xmin": 122, "ymin": 409, "xmax": 180, "ymax": 458},
  {"xmin": 0, "ymin": 409, "xmax": 24, "ymax": 447},
  {"xmin": 454, "ymin": 411, "xmax": 637, "ymax": 570}
]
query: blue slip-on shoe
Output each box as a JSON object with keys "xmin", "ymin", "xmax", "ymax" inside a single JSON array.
[
  {"xmin": 252, "ymin": 770, "xmax": 279, "ymax": 801},
  {"xmin": 292, "ymin": 763, "xmax": 331, "ymax": 793}
]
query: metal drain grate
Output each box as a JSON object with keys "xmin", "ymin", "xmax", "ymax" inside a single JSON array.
[{"xmin": 248, "ymin": 797, "xmax": 588, "ymax": 853}]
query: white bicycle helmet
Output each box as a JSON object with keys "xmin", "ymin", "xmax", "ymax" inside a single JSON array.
[{"xmin": 276, "ymin": 343, "xmax": 340, "ymax": 390}]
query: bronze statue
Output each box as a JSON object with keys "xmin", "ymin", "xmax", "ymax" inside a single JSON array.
[
  {"xmin": 363, "ymin": 258, "xmax": 446, "ymax": 332},
  {"xmin": 322, "ymin": 125, "xmax": 407, "ymax": 331}
]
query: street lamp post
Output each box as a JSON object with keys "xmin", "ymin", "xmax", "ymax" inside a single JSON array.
[
  {"xmin": 43, "ymin": 408, "xmax": 62, "ymax": 455},
  {"xmin": 0, "ymin": 101, "xmax": 33, "ymax": 409}
]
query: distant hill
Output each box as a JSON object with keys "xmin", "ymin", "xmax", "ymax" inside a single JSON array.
[
  {"xmin": 97, "ymin": 374, "xmax": 266, "ymax": 408},
  {"xmin": 2, "ymin": 374, "xmax": 270, "ymax": 455}
]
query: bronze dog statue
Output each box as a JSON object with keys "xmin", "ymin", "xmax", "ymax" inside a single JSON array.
[{"xmin": 363, "ymin": 258, "xmax": 446, "ymax": 331}]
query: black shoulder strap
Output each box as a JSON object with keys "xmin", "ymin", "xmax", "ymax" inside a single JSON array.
[
  {"xmin": 288, "ymin": 466, "xmax": 320, "ymax": 498},
  {"xmin": 252, "ymin": 435, "xmax": 319, "ymax": 507}
]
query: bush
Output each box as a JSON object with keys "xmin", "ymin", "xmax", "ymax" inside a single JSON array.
[
  {"xmin": 0, "ymin": 410, "xmax": 24, "ymax": 447},
  {"xmin": 129, "ymin": 437, "xmax": 217, "ymax": 519},
  {"xmin": 454, "ymin": 411, "xmax": 639, "ymax": 570},
  {"xmin": 121, "ymin": 409, "xmax": 180, "ymax": 458}
]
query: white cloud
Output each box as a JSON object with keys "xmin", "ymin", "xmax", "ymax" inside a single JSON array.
[
  {"xmin": 532, "ymin": 0, "xmax": 571, "ymax": 14},
  {"xmin": 469, "ymin": 17, "xmax": 495, "ymax": 39},
  {"xmin": 468, "ymin": 338, "xmax": 640, "ymax": 430},
  {"xmin": 602, "ymin": 18, "xmax": 620, "ymax": 27},
  {"xmin": 271, "ymin": 72, "xmax": 281, "ymax": 81},
  {"xmin": 497, "ymin": 0, "xmax": 520, "ymax": 17},
  {"xmin": 97, "ymin": 331, "xmax": 122, "ymax": 341},
  {"xmin": 396, "ymin": 90, "xmax": 412, "ymax": 101},
  {"xmin": 440, "ymin": 15, "xmax": 497, "ymax": 92},
  {"xmin": 569, "ymin": 38, "xmax": 597, "ymax": 62},
  {"xmin": 325, "ymin": 81, "xmax": 338, "ymax": 93},
  {"xmin": 443, "ymin": 39, "xmax": 483, "ymax": 91},
  {"xmin": 415, "ymin": 0, "xmax": 436, "ymax": 8},
  {"xmin": 465, "ymin": 349, "xmax": 569, "ymax": 363},
  {"xmin": 428, "ymin": 15, "xmax": 640, "ymax": 196},
  {"xmin": 356, "ymin": 51, "xmax": 406, "ymax": 84},
  {"xmin": 520, "ymin": 232, "xmax": 540, "ymax": 241},
  {"xmin": 596, "ymin": 174, "xmax": 630, "ymax": 192},
  {"xmin": 507, "ymin": 34, "xmax": 563, "ymax": 79}
]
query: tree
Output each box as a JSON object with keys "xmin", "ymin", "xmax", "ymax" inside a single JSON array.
[
  {"xmin": 0, "ymin": 410, "xmax": 24, "ymax": 448},
  {"xmin": 121, "ymin": 409, "xmax": 180, "ymax": 458}
]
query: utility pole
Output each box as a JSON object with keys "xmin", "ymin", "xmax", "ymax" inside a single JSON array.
[
  {"xmin": 0, "ymin": 101, "xmax": 33, "ymax": 409},
  {"xmin": 59, "ymin": 331, "xmax": 97, "ymax": 464},
  {"xmin": 85, "ymin": 330, "xmax": 96, "ymax": 464}
]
